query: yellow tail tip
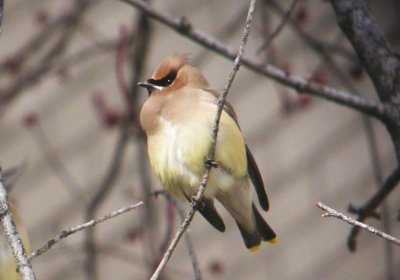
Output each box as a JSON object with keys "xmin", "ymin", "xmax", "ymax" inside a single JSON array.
[
  {"xmin": 268, "ymin": 238, "xmax": 278, "ymax": 245},
  {"xmin": 248, "ymin": 244, "xmax": 261, "ymax": 253}
]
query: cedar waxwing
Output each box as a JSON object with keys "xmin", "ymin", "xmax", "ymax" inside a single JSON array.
[
  {"xmin": 0, "ymin": 166, "xmax": 30, "ymax": 280},
  {"xmin": 138, "ymin": 55, "xmax": 276, "ymax": 251}
]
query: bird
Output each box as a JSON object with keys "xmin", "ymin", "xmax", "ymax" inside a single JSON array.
[{"xmin": 138, "ymin": 54, "xmax": 276, "ymax": 252}]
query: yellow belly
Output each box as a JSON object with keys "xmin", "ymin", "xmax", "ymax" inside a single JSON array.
[{"xmin": 147, "ymin": 112, "xmax": 247, "ymax": 199}]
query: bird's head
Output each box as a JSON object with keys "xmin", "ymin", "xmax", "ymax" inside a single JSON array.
[{"xmin": 138, "ymin": 54, "xmax": 209, "ymax": 95}]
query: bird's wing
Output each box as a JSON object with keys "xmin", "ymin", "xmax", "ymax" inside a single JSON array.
[
  {"xmin": 185, "ymin": 195, "xmax": 225, "ymax": 232},
  {"xmin": 246, "ymin": 146, "xmax": 269, "ymax": 211},
  {"xmin": 198, "ymin": 199, "xmax": 226, "ymax": 232},
  {"xmin": 204, "ymin": 88, "xmax": 269, "ymax": 211}
]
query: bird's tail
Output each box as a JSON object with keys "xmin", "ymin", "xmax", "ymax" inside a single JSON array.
[{"xmin": 236, "ymin": 204, "xmax": 276, "ymax": 252}]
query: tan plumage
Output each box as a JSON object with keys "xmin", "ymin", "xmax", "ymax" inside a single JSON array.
[{"xmin": 139, "ymin": 55, "xmax": 276, "ymax": 251}]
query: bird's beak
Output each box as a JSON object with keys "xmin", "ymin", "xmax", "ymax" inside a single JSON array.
[{"xmin": 138, "ymin": 80, "xmax": 156, "ymax": 95}]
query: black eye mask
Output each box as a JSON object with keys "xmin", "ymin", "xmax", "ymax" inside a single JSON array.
[{"xmin": 148, "ymin": 71, "xmax": 177, "ymax": 87}]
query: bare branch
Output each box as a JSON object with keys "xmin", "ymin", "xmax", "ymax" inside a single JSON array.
[
  {"xmin": 268, "ymin": 0, "xmax": 358, "ymax": 64},
  {"xmin": 330, "ymin": 0, "xmax": 400, "ymax": 162},
  {"xmin": 28, "ymin": 123, "xmax": 84, "ymax": 202},
  {"xmin": 331, "ymin": 0, "xmax": 400, "ymax": 104},
  {"xmin": 117, "ymin": 0, "xmax": 387, "ymax": 121},
  {"xmin": 149, "ymin": 1, "xmax": 257, "ymax": 279},
  {"xmin": 0, "ymin": 0, "xmax": 3, "ymax": 33},
  {"xmin": 2, "ymin": 161, "xmax": 28, "ymax": 192},
  {"xmin": 348, "ymin": 167, "xmax": 400, "ymax": 220},
  {"xmin": 153, "ymin": 190, "xmax": 201, "ymax": 280},
  {"xmin": 0, "ymin": 1, "xmax": 94, "ymax": 111},
  {"xmin": 84, "ymin": 117, "xmax": 131, "ymax": 280},
  {"xmin": 317, "ymin": 202, "xmax": 400, "ymax": 247},
  {"xmin": 347, "ymin": 166, "xmax": 400, "ymax": 251},
  {"xmin": 0, "ymin": 169, "xmax": 36, "ymax": 280},
  {"xmin": 257, "ymin": 0, "xmax": 300, "ymax": 53},
  {"xmin": 29, "ymin": 201, "xmax": 143, "ymax": 261}
]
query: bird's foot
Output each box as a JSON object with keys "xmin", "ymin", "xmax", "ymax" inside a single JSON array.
[
  {"xmin": 190, "ymin": 196, "xmax": 205, "ymax": 211},
  {"xmin": 204, "ymin": 157, "xmax": 218, "ymax": 169}
]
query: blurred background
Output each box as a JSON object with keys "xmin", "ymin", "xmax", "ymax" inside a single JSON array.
[{"xmin": 1, "ymin": 0, "xmax": 399, "ymax": 279}]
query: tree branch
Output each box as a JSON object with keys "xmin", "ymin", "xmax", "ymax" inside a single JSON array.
[
  {"xmin": 149, "ymin": 1, "xmax": 257, "ymax": 279},
  {"xmin": 317, "ymin": 202, "xmax": 400, "ymax": 247},
  {"xmin": 331, "ymin": 0, "xmax": 400, "ymax": 105},
  {"xmin": 28, "ymin": 201, "xmax": 143, "ymax": 261},
  {"xmin": 0, "ymin": 169, "xmax": 36, "ymax": 280},
  {"xmin": 347, "ymin": 166, "xmax": 400, "ymax": 251},
  {"xmin": 84, "ymin": 117, "xmax": 130, "ymax": 280},
  {"xmin": 0, "ymin": 0, "xmax": 3, "ymax": 33},
  {"xmin": 152, "ymin": 190, "xmax": 201, "ymax": 280},
  {"xmin": 330, "ymin": 0, "xmax": 400, "ymax": 162},
  {"xmin": 257, "ymin": 0, "xmax": 300, "ymax": 53},
  {"xmin": 117, "ymin": 0, "xmax": 388, "ymax": 121}
]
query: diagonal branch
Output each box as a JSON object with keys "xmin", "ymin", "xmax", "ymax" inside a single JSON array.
[
  {"xmin": 0, "ymin": 169, "xmax": 36, "ymax": 280},
  {"xmin": 347, "ymin": 166, "xmax": 400, "ymax": 251},
  {"xmin": 0, "ymin": 0, "xmax": 3, "ymax": 33},
  {"xmin": 84, "ymin": 117, "xmax": 130, "ymax": 280},
  {"xmin": 29, "ymin": 201, "xmax": 143, "ymax": 261},
  {"xmin": 149, "ymin": 1, "xmax": 257, "ymax": 279},
  {"xmin": 257, "ymin": 0, "xmax": 300, "ymax": 53},
  {"xmin": 152, "ymin": 190, "xmax": 201, "ymax": 280},
  {"xmin": 117, "ymin": 0, "xmax": 388, "ymax": 121},
  {"xmin": 317, "ymin": 202, "xmax": 400, "ymax": 247}
]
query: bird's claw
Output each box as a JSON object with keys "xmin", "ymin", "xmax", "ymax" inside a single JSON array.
[
  {"xmin": 190, "ymin": 197, "xmax": 205, "ymax": 211},
  {"xmin": 205, "ymin": 158, "xmax": 218, "ymax": 169}
]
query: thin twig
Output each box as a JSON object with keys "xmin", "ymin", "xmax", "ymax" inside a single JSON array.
[
  {"xmin": 2, "ymin": 161, "xmax": 28, "ymax": 192},
  {"xmin": 347, "ymin": 166, "xmax": 400, "ymax": 250},
  {"xmin": 0, "ymin": 1, "xmax": 94, "ymax": 111},
  {"xmin": 124, "ymin": 1, "xmax": 163, "ymax": 276},
  {"xmin": 0, "ymin": 169, "xmax": 36, "ymax": 280},
  {"xmin": 29, "ymin": 124, "xmax": 84, "ymax": 202},
  {"xmin": 153, "ymin": 191, "xmax": 201, "ymax": 280},
  {"xmin": 192, "ymin": 4, "xmax": 249, "ymax": 66},
  {"xmin": 316, "ymin": 202, "xmax": 400, "ymax": 247},
  {"xmin": 117, "ymin": 0, "xmax": 388, "ymax": 121},
  {"xmin": 267, "ymin": 0, "xmax": 358, "ymax": 63},
  {"xmin": 362, "ymin": 119, "xmax": 394, "ymax": 277},
  {"xmin": 84, "ymin": 117, "xmax": 131, "ymax": 280},
  {"xmin": 0, "ymin": 0, "xmax": 3, "ymax": 33},
  {"xmin": 28, "ymin": 201, "xmax": 143, "ymax": 261},
  {"xmin": 348, "ymin": 167, "xmax": 400, "ymax": 218},
  {"xmin": 149, "ymin": 1, "xmax": 257, "ymax": 279},
  {"xmin": 173, "ymin": 205, "xmax": 201, "ymax": 280},
  {"xmin": 257, "ymin": 0, "xmax": 300, "ymax": 53}
]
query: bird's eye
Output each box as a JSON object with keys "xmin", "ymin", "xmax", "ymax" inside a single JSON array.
[{"xmin": 149, "ymin": 71, "xmax": 177, "ymax": 88}]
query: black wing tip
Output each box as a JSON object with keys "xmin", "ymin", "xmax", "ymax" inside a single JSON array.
[
  {"xmin": 246, "ymin": 145, "xmax": 270, "ymax": 212},
  {"xmin": 237, "ymin": 222, "xmax": 261, "ymax": 250},
  {"xmin": 196, "ymin": 199, "xmax": 226, "ymax": 232},
  {"xmin": 260, "ymin": 200, "xmax": 269, "ymax": 212},
  {"xmin": 253, "ymin": 204, "xmax": 276, "ymax": 241}
]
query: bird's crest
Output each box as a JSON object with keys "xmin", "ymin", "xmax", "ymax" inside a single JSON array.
[{"xmin": 151, "ymin": 54, "xmax": 188, "ymax": 80}]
